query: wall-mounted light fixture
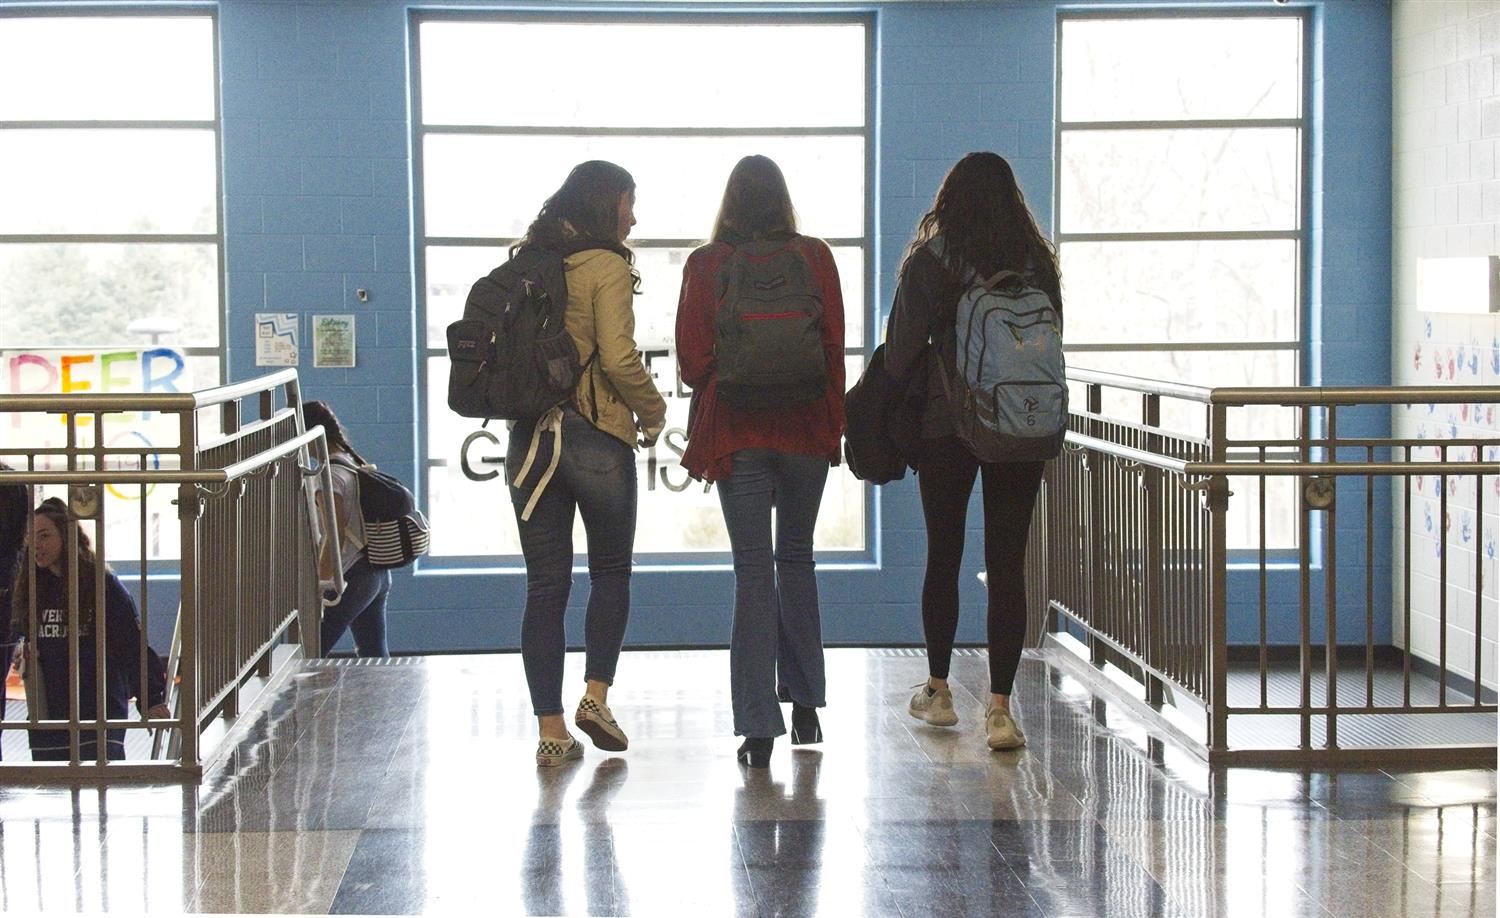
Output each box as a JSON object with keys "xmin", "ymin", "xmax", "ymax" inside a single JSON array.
[{"xmin": 1417, "ymin": 255, "xmax": 1500, "ymax": 314}]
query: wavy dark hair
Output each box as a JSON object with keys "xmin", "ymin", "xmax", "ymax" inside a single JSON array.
[
  {"xmin": 302, "ymin": 400, "xmax": 368, "ymax": 466},
  {"xmin": 904, "ymin": 152, "xmax": 1060, "ymax": 312},
  {"xmin": 711, "ymin": 155, "xmax": 799, "ymax": 245},
  {"xmin": 9, "ymin": 497, "xmax": 104, "ymax": 634},
  {"xmin": 513, "ymin": 160, "xmax": 641, "ymax": 292}
]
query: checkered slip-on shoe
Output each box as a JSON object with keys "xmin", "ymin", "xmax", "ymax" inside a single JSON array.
[
  {"xmin": 535, "ymin": 736, "xmax": 584, "ymax": 767},
  {"xmin": 575, "ymin": 696, "xmax": 629, "ymax": 752}
]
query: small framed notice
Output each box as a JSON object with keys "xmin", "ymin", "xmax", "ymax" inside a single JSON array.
[
  {"xmin": 255, "ymin": 313, "xmax": 300, "ymax": 367},
  {"xmin": 313, "ymin": 314, "xmax": 357, "ymax": 368}
]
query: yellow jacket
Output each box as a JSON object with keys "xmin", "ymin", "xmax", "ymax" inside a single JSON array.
[{"xmin": 562, "ymin": 248, "xmax": 667, "ymax": 446}]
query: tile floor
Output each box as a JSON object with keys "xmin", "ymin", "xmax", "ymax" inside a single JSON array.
[{"xmin": 0, "ymin": 647, "xmax": 1493, "ymax": 916}]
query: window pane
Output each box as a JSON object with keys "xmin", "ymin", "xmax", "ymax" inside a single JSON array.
[
  {"xmin": 0, "ymin": 17, "xmax": 214, "ymax": 121},
  {"xmin": 1060, "ymin": 240, "xmax": 1297, "ymax": 345},
  {"xmin": 1061, "ymin": 128, "xmax": 1299, "ymax": 234},
  {"xmin": 0, "ymin": 243, "xmax": 220, "ymax": 348},
  {"xmin": 424, "ymin": 245, "xmax": 508, "ymax": 346},
  {"xmin": 419, "ymin": 22, "xmax": 865, "ymax": 129},
  {"xmin": 0, "ymin": 130, "xmax": 217, "ymax": 234},
  {"xmin": 424, "ymin": 134, "xmax": 865, "ymax": 239},
  {"xmin": 1060, "ymin": 18, "xmax": 1301, "ymax": 122}
]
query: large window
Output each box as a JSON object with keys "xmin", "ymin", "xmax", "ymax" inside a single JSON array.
[
  {"xmin": 414, "ymin": 16, "xmax": 870, "ymax": 561},
  {"xmin": 0, "ymin": 13, "xmax": 222, "ymax": 370},
  {"xmin": 1058, "ymin": 13, "xmax": 1305, "ymax": 549},
  {"xmin": 0, "ymin": 13, "xmax": 222, "ymax": 562}
]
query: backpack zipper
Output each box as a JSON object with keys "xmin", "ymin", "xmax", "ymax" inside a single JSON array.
[{"xmin": 740, "ymin": 311, "xmax": 807, "ymax": 321}]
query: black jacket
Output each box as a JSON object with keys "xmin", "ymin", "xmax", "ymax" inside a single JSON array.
[{"xmin": 844, "ymin": 343, "xmax": 925, "ymax": 483}]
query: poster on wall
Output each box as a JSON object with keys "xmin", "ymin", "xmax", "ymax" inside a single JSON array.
[
  {"xmin": 255, "ymin": 313, "xmax": 300, "ymax": 367},
  {"xmin": 312, "ymin": 315, "xmax": 356, "ymax": 368}
]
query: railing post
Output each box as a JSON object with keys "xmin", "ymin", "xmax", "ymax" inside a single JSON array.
[
  {"xmin": 177, "ymin": 406, "xmax": 200, "ymax": 770},
  {"xmin": 1206, "ymin": 403, "xmax": 1231, "ymax": 756},
  {"xmin": 1324, "ymin": 407, "xmax": 1339, "ymax": 751},
  {"xmin": 1142, "ymin": 393, "xmax": 1165, "ymax": 708},
  {"xmin": 1086, "ymin": 382, "xmax": 1107, "ymax": 668}
]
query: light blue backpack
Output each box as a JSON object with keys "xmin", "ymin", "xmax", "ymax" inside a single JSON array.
[{"xmin": 935, "ymin": 250, "xmax": 1068, "ymax": 462}]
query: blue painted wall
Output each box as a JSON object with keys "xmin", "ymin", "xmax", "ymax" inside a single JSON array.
[{"xmin": 3, "ymin": 0, "xmax": 1395, "ymax": 653}]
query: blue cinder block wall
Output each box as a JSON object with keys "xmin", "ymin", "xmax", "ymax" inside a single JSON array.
[{"xmin": 2, "ymin": 0, "xmax": 1394, "ymax": 653}]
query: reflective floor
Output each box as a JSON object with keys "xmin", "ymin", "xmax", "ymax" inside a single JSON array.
[{"xmin": 0, "ymin": 648, "xmax": 1493, "ymax": 916}]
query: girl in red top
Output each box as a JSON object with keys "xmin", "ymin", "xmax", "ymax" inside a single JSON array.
[{"xmin": 675, "ymin": 155, "xmax": 846, "ymax": 768}]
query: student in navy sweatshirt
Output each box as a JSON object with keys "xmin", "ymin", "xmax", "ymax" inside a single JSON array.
[{"xmin": 9, "ymin": 498, "xmax": 168, "ymax": 761}]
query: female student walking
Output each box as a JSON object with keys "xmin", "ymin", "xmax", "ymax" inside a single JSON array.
[
  {"xmin": 303, "ymin": 399, "xmax": 391, "ymax": 659},
  {"xmin": 506, "ymin": 160, "xmax": 667, "ymax": 767},
  {"xmin": 883, "ymin": 152, "xmax": 1063, "ymax": 751},
  {"xmin": 675, "ymin": 154, "xmax": 846, "ymax": 768}
]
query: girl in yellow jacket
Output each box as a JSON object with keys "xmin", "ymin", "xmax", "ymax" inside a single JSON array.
[{"xmin": 504, "ymin": 161, "xmax": 667, "ymax": 767}]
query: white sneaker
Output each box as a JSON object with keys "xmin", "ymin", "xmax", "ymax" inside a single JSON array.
[
  {"xmin": 908, "ymin": 683, "xmax": 959, "ymax": 726},
  {"xmin": 985, "ymin": 707, "xmax": 1026, "ymax": 750}
]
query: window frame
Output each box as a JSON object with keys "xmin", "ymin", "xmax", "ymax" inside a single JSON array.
[
  {"xmin": 409, "ymin": 10, "xmax": 876, "ymax": 571},
  {"xmin": 1055, "ymin": 8, "xmax": 1310, "ymax": 365},
  {"xmin": 0, "ymin": 6, "xmax": 226, "ymax": 376},
  {"xmin": 1055, "ymin": 8, "xmax": 1312, "ymax": 557}
]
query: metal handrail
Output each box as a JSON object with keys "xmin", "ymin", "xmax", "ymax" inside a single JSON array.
[
  {"xmin": 1209, "ymin": 384, "xmax": 1500, "ymax": 406},
  {"xmin": 1040, "ymin": 370, "xmax": 1498, "ymax": 767},
  {"xmin": 0, "ymin": 369, "xmax": 330, "ymax": 780},
  {"xmin": 1185, "ymin": 460, "xmax": 1498, "ymax": 476},
  {"xmin": 1064, "ymin": 432, "xmax": 1192, "ymax": 474},
  {"xmin": 0, "ymin": 429, "xmax": 324, "ymax": 485},
  {"xmin": 0, "ymin": 369, "xmax": 298, "ymax": 413},
  {"xmin": 1069, "ymin": 367, "xmax": 1215, "ymax": 402}
]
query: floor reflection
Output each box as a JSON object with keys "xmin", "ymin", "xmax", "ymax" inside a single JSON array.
[
  {"xmin": 522, "ymin": 758, "xmax": 631, "ymax": 916},
  {"xmin": 0, "ymin": 649, "xmax": 1489, "ymax": 916}
]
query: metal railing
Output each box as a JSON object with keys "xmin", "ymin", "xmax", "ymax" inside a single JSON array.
[
  {"xmin": 1033, "ymin": 368, "xmax": 1498, "ymax": 767},
  {"xmin": 0, "ymin": 370, "xmax": 338, "ymax": 780}
]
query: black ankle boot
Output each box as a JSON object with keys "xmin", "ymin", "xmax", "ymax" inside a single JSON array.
[
  {"xmin": 789, "ymin": 704, "xmax": 823, "ymax": 745},
  {"xmin": 736, "ymin": 737, "xmax": 774, "ymax": 768}
]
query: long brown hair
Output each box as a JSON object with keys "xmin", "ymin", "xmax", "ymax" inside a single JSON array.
[
  {"xmin": 513, "ymin": 160, "xmax": 641, "ymax": 292},
  {"xmin": 302, "ymin": 400, "xmax": 368, "ymax": 466},
  {"xmin": 904, "ymin": 151, "xmax": 1060, "ymax": 310},
  {"xmin": 711, "ymin": 155, "xmax": 799, "ymax": 245},
  {"xmin": 9, "ymin": 497, "xmax": 104, "ymax": 634}
]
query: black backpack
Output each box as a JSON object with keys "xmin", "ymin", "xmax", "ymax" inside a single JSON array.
[
  {"xmin": 842, "ymin": 344, "xmax": 908, "ymax": 485},
  {"xmin": 713, "ymin": 239, "xmax": 828, "ymax": 409},
  {"xmin": 446, "ymin": 240, "xmax": 626, "ymax": 421},
  {"xmin": 331, "ymin": 456, "xmax": 430, "ymax": 569}
]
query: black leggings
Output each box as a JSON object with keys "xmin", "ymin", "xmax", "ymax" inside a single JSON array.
[{"xmin": 915, "ymin": 437, "xmax": 1044, "ymax": 696}]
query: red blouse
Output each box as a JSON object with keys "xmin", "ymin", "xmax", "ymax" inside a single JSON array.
[{"xmin": 674, "ymin": 235, "xmax": 848, "ymax": 483}]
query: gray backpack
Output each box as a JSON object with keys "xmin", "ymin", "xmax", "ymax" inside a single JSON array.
[
  {"xmin": 939, "ymin": 260, "xmax": 1068, "ymax": 463},
  {"xmin": 713, "ymin": 239, "xmax": 827, "ymax": 409}
]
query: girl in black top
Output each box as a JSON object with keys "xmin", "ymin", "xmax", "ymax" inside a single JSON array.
[
  {"xmin": 9, "ymin": 498, "xmax": 168, "ymax": 761},
  {"xmin": 884, "ymin": 152, "xmax": 1062, "ymax": 752}
]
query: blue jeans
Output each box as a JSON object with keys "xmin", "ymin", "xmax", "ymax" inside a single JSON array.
[
  {"xmin": 508, "ymin": 407, "xmax": 638, "ymax": 717},
  {"xmin": 717, "ymin": 448, "xmax": 829, "ymax": 738},
  {"xmin": 321, "ymin": 557, "xmax": 391, "ymax": 657}
]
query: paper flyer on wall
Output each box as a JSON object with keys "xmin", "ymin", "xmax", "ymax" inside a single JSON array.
[
  {"xmin": 313, "ymin": 314, "xmax": 356, "ymax": 368},
  {"xmin": 255, "ymin": 313, "xmax": 299, "ymax": 367}
]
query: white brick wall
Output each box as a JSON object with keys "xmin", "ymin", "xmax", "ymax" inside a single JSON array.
[{"xmin": 1392, "ymin": 0, "xmax": 1500, "ymax": 693}]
